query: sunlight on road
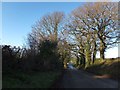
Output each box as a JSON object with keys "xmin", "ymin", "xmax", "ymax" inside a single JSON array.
[{"xmin": 93, "ymin": 74, "xmax": 111, "ymax": 79}]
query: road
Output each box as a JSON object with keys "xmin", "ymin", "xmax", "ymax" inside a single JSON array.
[{"xmin": 56, "ymin": 69, "xmax": 119, "ymax": 88}]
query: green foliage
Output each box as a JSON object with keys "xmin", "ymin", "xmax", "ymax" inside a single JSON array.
[
  {"xmin": 2, "ymin": 43, "xmax": 63, "ymax": 88},
  {"xmin": 39, "ymin": 40, "xmax": 57, "ymax": 58},
  {"xmin": 38, "ymin": 40, "xmax": 63, "ymax": 71},
  {"xmin": 2, "ymin": 40, "xmax": 63, "ymax": 75}
]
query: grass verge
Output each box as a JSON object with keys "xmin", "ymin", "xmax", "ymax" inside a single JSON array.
[
  {"xmin": 85, "ymin": 58, "xmax": 120, "ymax": 80},
  {"xmin": 3, "ymin": 71, "xmax": 61, "ymax": 88}
]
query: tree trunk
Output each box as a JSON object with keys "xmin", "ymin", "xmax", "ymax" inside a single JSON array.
[
  {"xmin": 85, "ymin": 52, "xmax": 91, "ymax": 68},
  {"xmin": 54, "ymin": 24, "xmax": 58, "ymax": 41},
  {"xmin": 100, "ymin": 49, "xmax": 105, "ymax": 60},
  {"xmin": 85, "ymin": 41, "xmax": 91, "ymax": 68},
  {"xmin": 79, "ymin": 48, "xmax": 85, "ymax": 68},
  {"xmin": 81, "ymin": 54, "xmax": 85, "ymax": 67},
  {"xmin": 76, "ymin": 55, "xmax": 79, "ymax": 66},
  {"xmin": 92, "ymin": 42, "xmax": 97, "ymax": 64},
  {"xmin": 92, "ymin": 53, "xmax": 95, "ymax": 64},
  {"xmin": 100, "ymin": 40, "xmax": 106, "ymax": 61}
]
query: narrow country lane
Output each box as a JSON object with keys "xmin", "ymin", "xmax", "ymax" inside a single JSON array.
[{"xmin": 57, "ymin": 69, "xmax": 118, "ymax": 88}]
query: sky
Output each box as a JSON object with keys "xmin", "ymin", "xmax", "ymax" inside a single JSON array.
[
  {"xmin": 2, "ymin": 2, "xmax": 84, "ymax": 46},
  {"xmin": 1, "ymin": 0, "xmax": 119, "ymax": 2},
  {"xmin": 2, "ymin": 2, "xmax": 118, "ymax": 58}
]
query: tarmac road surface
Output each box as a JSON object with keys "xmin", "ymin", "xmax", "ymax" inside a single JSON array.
[{"xmin": 57, "ymin": 69, "xmax": 119, "ymax": 88}]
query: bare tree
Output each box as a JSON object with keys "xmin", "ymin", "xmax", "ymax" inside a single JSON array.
[
  {"xmin": 70, "ymin": 2, "xmax": 118, "ymax": 62},
  {"xmin": 84, "ymin": 2, "xmax": 118, "ymax": 60},
  {"xmin": 31, "ymin": 12, "xmax": 64, "ymax": 42}
]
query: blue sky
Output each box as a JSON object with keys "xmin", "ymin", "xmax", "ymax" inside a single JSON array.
[
  {"xmin": 2, "ymin": 2, "xmax": 118, "ymax": 58},
  {"xmin": 2, "ymin": 2, "xmax": 84, "ymax": 46}
]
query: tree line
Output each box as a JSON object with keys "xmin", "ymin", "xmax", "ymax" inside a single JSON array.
[{"xmin": 2, "ymin": 2, "xmax": 119, "ymax": 73}]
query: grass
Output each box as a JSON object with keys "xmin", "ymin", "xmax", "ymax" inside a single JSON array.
[
  {"xmin": 3, "ymin": 71, "xmax": 61, "ymax": 88},
  {"xmin": 85, "ymin": 58, "xmax": 120, "ymax": 80}
]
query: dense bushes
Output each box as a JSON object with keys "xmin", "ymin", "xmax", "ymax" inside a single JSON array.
[
  {"xmin": 2, "ymin": 40, "xmax": 63, "ymax": 75},
  {"xmin": 34, "ymin": 40, "xmax": 63, "ymax": 71},
  {"xmin": 2, "ymin": 45, "xmax": 21, "ymax": 73}
]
